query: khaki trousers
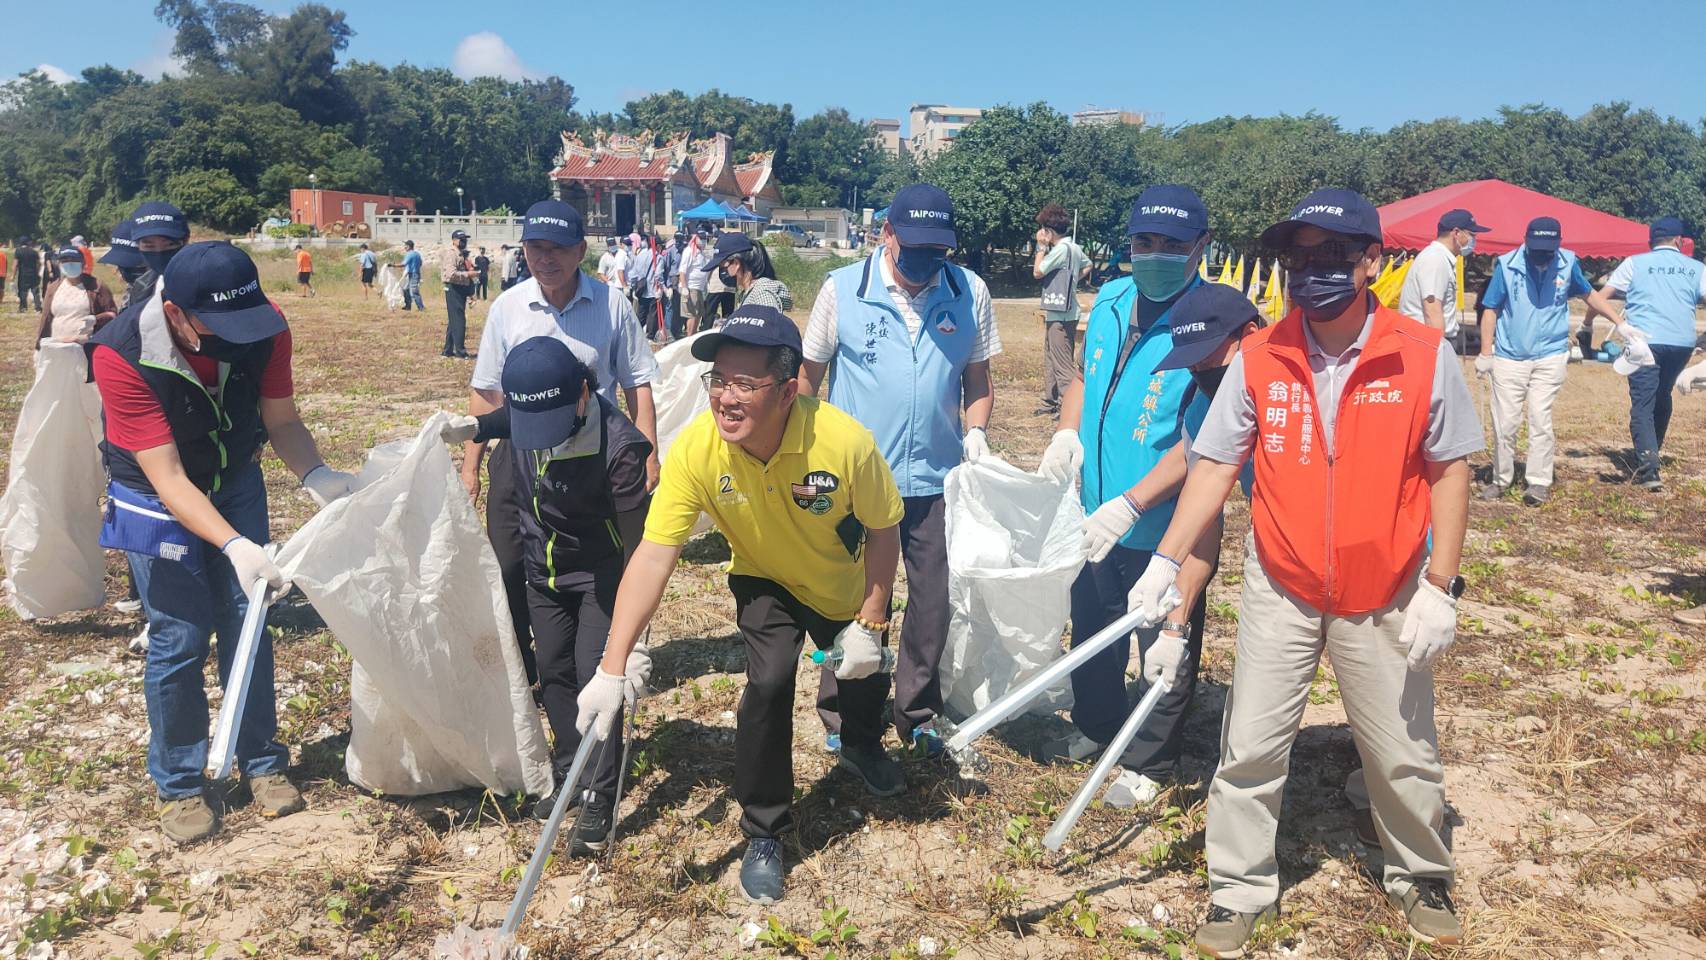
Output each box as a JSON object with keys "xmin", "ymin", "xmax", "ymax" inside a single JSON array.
[
  {"xmin": 1205, "ymin": 534, "xmax": 1452, "ymax": 912},
  {"xmin": 1489, "ymin": 353, "xmax": 1568, "ymax": 488},
  {"xmin": 1040, "ymin": 320, "xmax": 1079, "ymax": 411}
]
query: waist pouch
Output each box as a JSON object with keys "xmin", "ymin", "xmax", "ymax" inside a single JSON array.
[{"xmin": 100, "ymin": 480, "xmax": 204, "ymax": 575}]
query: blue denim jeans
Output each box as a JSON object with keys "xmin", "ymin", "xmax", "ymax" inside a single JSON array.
[
  {"xmin": 130, "ymin": 462, "xmax": 287, "ymax": 798},
  {"xmin": 402, "ymin": 275, "xmax": 424, "ymax": 311},
  {"xmin": 1627, "ymin": 344, "xmax": 1693, "ymax": 483}
]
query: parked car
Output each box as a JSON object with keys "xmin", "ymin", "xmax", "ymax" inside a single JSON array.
[{"xmin": 763, "ymin": 224, "xmax": 810, "ymax": 247}]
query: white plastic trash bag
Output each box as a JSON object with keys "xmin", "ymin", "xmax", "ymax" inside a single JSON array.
[
  {"xmin": 940, "ymin": 457, "xmax": 1086, "ymax": 718},
  {"xmin": 380, "ymin": 264, "xmax": 404, "ymax": 310},
  {"xmin": 0, "ymin": 341, "xmax": 106, "ymax": 619},
  {"xmin": 275, "ymin": 413, "xmax": 552, "ymax": 797},
  {"xmin": 653, "ymin": 333, "xmax": 713, "ymax": 536}
]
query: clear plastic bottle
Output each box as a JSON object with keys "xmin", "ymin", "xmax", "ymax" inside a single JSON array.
[{"xmin": 807, "ymin": 646, "xmax": 897, "ymax": 671}]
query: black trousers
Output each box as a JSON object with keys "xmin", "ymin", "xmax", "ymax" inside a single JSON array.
[
  {"xmin": 1067, "ymin": 542, "xmax": 1211, "ymax": 777},
  {"xmin": 731, "ymin": 575, "xmax": 888, "ymax": 839},
  {"xmin": 708, "ymin": 291, "xmax": 735, "ymax": 322},
  {"xmin": 476, "ymin": 272, "xmax": 488, "ymax": 299},
  {"xmin": 635, "ymin": 295, "xmax": 660, "ymax": 339},
  {"xmin": 18, "ymin": 280, "xmax": 39, "ymax": 312},
  {"xmin": 527, "ymin": 569, "xmax": 622, "ymax": 798},
  {"xmin": 443, "ymin": 284, "xmax": 471, "ymax": 355},
  {"xmin": 817, "ymin": 495, "xmax": 949, "ymax": 740},
  {"xmin": 486, "ymin": 445, "xmax": 536, "ymax": 683}
]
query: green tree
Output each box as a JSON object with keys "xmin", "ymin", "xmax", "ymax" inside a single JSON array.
[{"xmin": 166, "ymin": 168, "xmax": 260, "ymax": 230}]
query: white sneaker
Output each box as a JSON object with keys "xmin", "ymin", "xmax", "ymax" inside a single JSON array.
[
  {"xmin": 127, "ymin": 628, "xmax": 149, "ymax": 656},
  {"xmin": 1064, "ymin": 732, "xmax": 1104, "ymax": 762},
  {"xmin": 114, "ymin": 599, "xmax": 142, "ymax": 615},
  {"xmin": 1104, "ymin": 770, "xmax": 1164, "ymax": 809}
]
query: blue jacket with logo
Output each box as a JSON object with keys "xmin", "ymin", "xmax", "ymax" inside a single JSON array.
[
  {"xmin": 1079, "ymin": 275, "xmax": 1206, "ymax": 551},
  {"xmin": 1620, "ymin": 247, "xmax": 1703, "ymax": 348},
  {"xmin": 1483, "ymin": 246, "xmax": 1591, "ymax": 360},
  {"xmin": 826, "ymin": 253, "xmax": 978, "ymax": 498}
]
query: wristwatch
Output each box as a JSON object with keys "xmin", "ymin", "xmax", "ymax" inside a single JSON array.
[
  {"xmin": 1425, "ymin": 571, "xmax": 1466, "ymax": 599},
  {"xmin": 1159, "ymin": 620, "xmax": 1191, "ymax": 638}
]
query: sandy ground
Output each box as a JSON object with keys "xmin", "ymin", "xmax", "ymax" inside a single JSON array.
[{"xmin": 0, "ymin": 256, "xmax": 1703, "ymax": 959}]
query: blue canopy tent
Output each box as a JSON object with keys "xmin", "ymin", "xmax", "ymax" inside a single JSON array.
[
  {"xmin": 871, "ymin": 206, "xmax": 888, "ymax": 223},
  {"xmin": 731, "ymin": 204, "xmax": 768, "ymax": 222},
  {"xmin": 676, "ymin": 198, "xmax": 732, "ymax": 223}
]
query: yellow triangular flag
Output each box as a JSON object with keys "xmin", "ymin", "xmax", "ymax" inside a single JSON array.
[
  {"xmin": 1215, "ymin": 256, "xmax": 1232, "ymax": 285},
  {"xmin": 1231, "ymin": 254, "xmax": 1245, "ymax": 290},
  {"xmin": 1247, "ymin": 259, "xmax": 1263, "ymax": 305},
  {"xmin": 1455, "ymin": 249, "xmax": 1465, "ymax": 315},
  {"xmin": 1199, "ymin": 255, "xmax": 1209, "ymax": 280},
  {"xmin": 1267, "ymin": 262, "xmax": 1288, "ymax": 322},
  {"xmin": 1262, "ymin": 257, "xmax": 1282, "ymax": 304}
]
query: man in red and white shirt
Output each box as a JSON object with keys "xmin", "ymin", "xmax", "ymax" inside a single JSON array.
[{"xmin": 88, "ymin": 241, "xmax": 355, "ymax": 845}]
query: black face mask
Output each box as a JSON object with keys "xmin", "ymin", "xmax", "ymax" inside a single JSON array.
[
  {"xmin": 1526, "ymin": 248, "xmax": 1555, "ymax": 269},
  {"xmin": 717, "ymin": 266, "xmax": 737, "ymax": 286},
  {"xmin": 118, "ymin": 265, "xmax": 148, "ymax": 286},
  {"xmin": 1192, "ymin": 364, "xmax": 1230, "ymax": 399},
  {"xmin": 141, "ymin": 246, "xmax": 181, "ymax": 275},
  {"xmin": 191, "ymin": 333, "xmax": 253, "ymax": 362}
]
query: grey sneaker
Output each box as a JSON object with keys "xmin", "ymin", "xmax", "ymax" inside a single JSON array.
[
  {"xmin": 837, "ymin": 743, "xmax": 907, "ymax": 797},
  {"xmin": 1637, "ymin": 478, "xmax": 1664, "ymax": 493},
  {"xmin": 1194, "ymin": 903, "xmax": 1277, "ymax": 959},
  {"xmin": 1522, "ymin": 484, "xmax": 1550, "ymax": 506},
  {"xmin": 739, "ymin": 838, "xmax": 785, "ymax": 905},
  {"xmin": 1389, "ymin": 878, "xmax": 1463, "ymax": 945},
  {"xmin": 246, "ymin": 773, "xmax": 304, "ymax": 818},
  {"xmin": 1475, "ymin": 482, "xmax": 1506, "ymax": 501},
  {"xmin": 160, "ymin": 794, "xmax": 219, "ymax": 844}
]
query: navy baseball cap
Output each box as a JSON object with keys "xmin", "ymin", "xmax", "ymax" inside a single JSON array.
[
  {"xmin": 888, "ymin": 184, "xmax": 957, "ymax": 247},
  {"xmin": 450, "ymin": 229, "xmax": 470, "ymax": 240},
  {"xmin": 1126, "ymin": 185, "xmax": 1209, "ymax": 241},
  {"xmin": 1651, "ymin": 216, "xmax": 1686, "ymax": 242},
  {"xmin": 700, "ymin": 232, "xmax": 753, "ymax": 273},
  {"xmin": 1259, "ymin": 188, "xmax": 1383, "ymax": 248},
  {"xmin": 1438, "ymin": 209, "xmax": 1490, "ymax": 234},
  {"xmin": 130, "ymin": 201, "xmax": 189, "ymax": 242},
  {"xmin": 690, "ymin": 303, "xmax": 803, "ymax": 364},
  {"xmin": 500, "ymin": 336, "xmax": 593, "ymax": 450},
  {"xmin": 53, "ymin": 246, "xmax": 81, "ymax": 262},
  {"xmin": 98, "ymin": 218, "xmax": 144, "ymax": 268},
  {"xmin": 1525, "ymin": 217, "xmax": 1562, "ymax": 252},
  {"xmin": 161, "ymin": 241, "xmax": 286, "ymax": 344},
  {"xmin": 519, "ymin": 200, "xmax": 585, "ymax": 246},
  {"xmin": 1154, "ymin": 284, "xmax": 1261, "ymax": 372}
]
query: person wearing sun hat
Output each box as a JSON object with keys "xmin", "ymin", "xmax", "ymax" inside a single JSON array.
[
  {"xmin": 582, "ymin": 302, "xmax": 905, "ymax": 906},
  {"xmin": 85, "ymin": 241, "xmax": 357, "ymax": 844},
  {"xmin": 440, "ymin": 334, "xmax": 655, "ymax": 855}
]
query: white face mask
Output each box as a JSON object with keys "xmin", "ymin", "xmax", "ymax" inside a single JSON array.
[
  {"xmin": 59, "ymin": 262, "xmax": 83, "ymax": 279},
  {"xmin": 1460, "ymin": 234, "xmax": 1475, "ymax": 255}
]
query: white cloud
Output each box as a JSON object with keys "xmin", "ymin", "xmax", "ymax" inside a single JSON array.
[
  {"xmin": 451, "ymin": 32, "xmax": 538, "ymax": 82},
  {"xmin": 34, "ymin": 63, "xmax": 75, "ymax": 85},
  {"xmin": 130, "ymin": 31, "xmax": 185, "ymax": 79}
]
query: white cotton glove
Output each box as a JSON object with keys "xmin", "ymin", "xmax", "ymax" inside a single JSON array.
[
  {"xmin": 1676, "ymin": 361, "xmax": 1706, "ymax": 396},
  {"xmin": 962, "ymin": 427, "xmax": 990, "ymax": 463},
  {"xmin": 1082, "ymin": 496, "xmax": 1140, "ymax": 564},
  {"xmin": 1400, "ymin": 580, "xmax": 1458, "ymax": 671},
  {"xmin": 1473, "ymin": 353, "xmax": 1494, "ymax": 377},
  {"xmin": 831, "ymin": 621, "xmax": 884, "ymax": 680},
  {"xmin": 439, "ymin": 414, "xmax": 479, "ymax": 444},
  {"xmin": 222, "ymin": 536, "xmax": 287, "ymax": 596},
  {"xmin": 1143, "ymin": 629, "xmax": 1187, "ymax": 689},
  {"xmin": 575, "ymin": 668, "xmax": 626, "ymax": 739},
  {"xmin": 621, "ymin": 643, "xmax": 653, "ymax": 702},
  {"xmin": 1038, "ymin": 429, "xmax": 1083, "ymax": 485},
  {"xmin": 301, "ymin": 464, "xmax": 357, "ymax": 507},
  {"xmin": 1126, "ymin": 554, "xmax": 1183, "ymax": 626},
  {"xmin": 1614, "ymin": 323, "xmax": 1656, "ymax": 368}
]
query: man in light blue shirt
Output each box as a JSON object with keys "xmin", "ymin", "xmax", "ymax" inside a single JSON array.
[
  {"xmin": 357, "ymin": 244, "xmax": 377, "ymax": 298},
  {"xmin": 1592, "ymin": 217, "xmax": 1706, "ymax": 491},
  {"xmin": 1474, "ymin": 218, "xmax": 1621, "ymax": 505},
  {"xmin": 400, "ymin": 240, "xmax": 425, "ymax": 312}
]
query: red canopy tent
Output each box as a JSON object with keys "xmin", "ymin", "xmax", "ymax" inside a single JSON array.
[{"xmin": 1376, "ymin": 179, "xmax": 1651, "ymax": 259}]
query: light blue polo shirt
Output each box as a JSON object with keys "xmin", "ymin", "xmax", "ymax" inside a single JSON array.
[
  {"xmin": 1079, "ymin": 276, "xmax": 1203, "ymax": 551},
  {"xmin": 1606, "ymin": 246, "xmax": 1706, "ymax": 348},
  {"xmin": 1481, "ymin": 246, "xmax": 1592, "ymax": 361}
]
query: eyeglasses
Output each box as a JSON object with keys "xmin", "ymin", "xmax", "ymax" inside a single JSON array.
[
  {"xmin": 701, "ymin": 373, "xmax": 781, "ymax": 401},
  {"xmin": 1276, "ymin": 239, "xmax": 1372, "ymax": 272}
]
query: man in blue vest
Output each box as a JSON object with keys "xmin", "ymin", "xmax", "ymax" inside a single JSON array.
[
  {"xmin": 1588, "ymin": 217, "xmax": 1706, "ymax": 492},
  {"xmin": 1036, "ymin": 184, "xmax": 1214, "ymax": 805},
  {"xmin": 1474, "ymin": 217, "xmax": 1623, "ymax": 504},
  {"xmin": 801, "ymin": 183, "xmax": 1000, "ymax": 756},
  {"xmin": 87, "ymin": 242, "xmax": 357, "ymax": 843}
]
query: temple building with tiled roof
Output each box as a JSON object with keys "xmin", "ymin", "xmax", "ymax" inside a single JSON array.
[{"xmin": 548, "ymin": 129, "xmax": 783, "ymax": 236}]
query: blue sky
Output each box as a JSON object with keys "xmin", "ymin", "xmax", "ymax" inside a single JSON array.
[{"xmin": 8, "ymin": 0, "xmax": 1704, "ymax": 133}]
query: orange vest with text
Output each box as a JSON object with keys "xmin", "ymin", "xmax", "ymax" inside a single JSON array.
[{"xmin": 1240, "ymin": 305, "xmax": 1439, "ymax": 615}]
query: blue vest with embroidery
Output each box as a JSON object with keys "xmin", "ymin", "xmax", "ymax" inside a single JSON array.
[
  {"xmin": 827, "ymin": 254, "xmax": 977, "ymax": 498},
  {"xmin": 1491, "ymin": 246, "xmax": 1579, "ymax": 361},
  {"xmin": 1621, "ymin": 247, "xmax": 1702, "ymax": 348},
  {"xmin": 1080, "ymin": 276, "xmax": 1202, "ymax": 551}
]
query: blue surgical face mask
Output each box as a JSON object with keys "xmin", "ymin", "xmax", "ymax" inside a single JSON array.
[
  {"xmin": 1287, "ymin": 265, "xmax": 1362, "ymax": 322},
  {"xmin": 895, "ymin": 245, "xmax": 948, "ymax": 284},
  {"xmin": 1130, "ymin": 251, "xmax": 1195, "ymax": 301},
  {"xmin": 59, "ymin": 261, "xmax": 83, "ymax": 280},
  {"xmin": 1460, "ymin": 235, "xmax": 1475, "ymax": 255}
]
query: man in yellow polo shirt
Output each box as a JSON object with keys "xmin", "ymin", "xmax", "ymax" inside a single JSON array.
[{"xmin": 578, "ymin": 303, "xmax": 905, "ymax": 905}]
